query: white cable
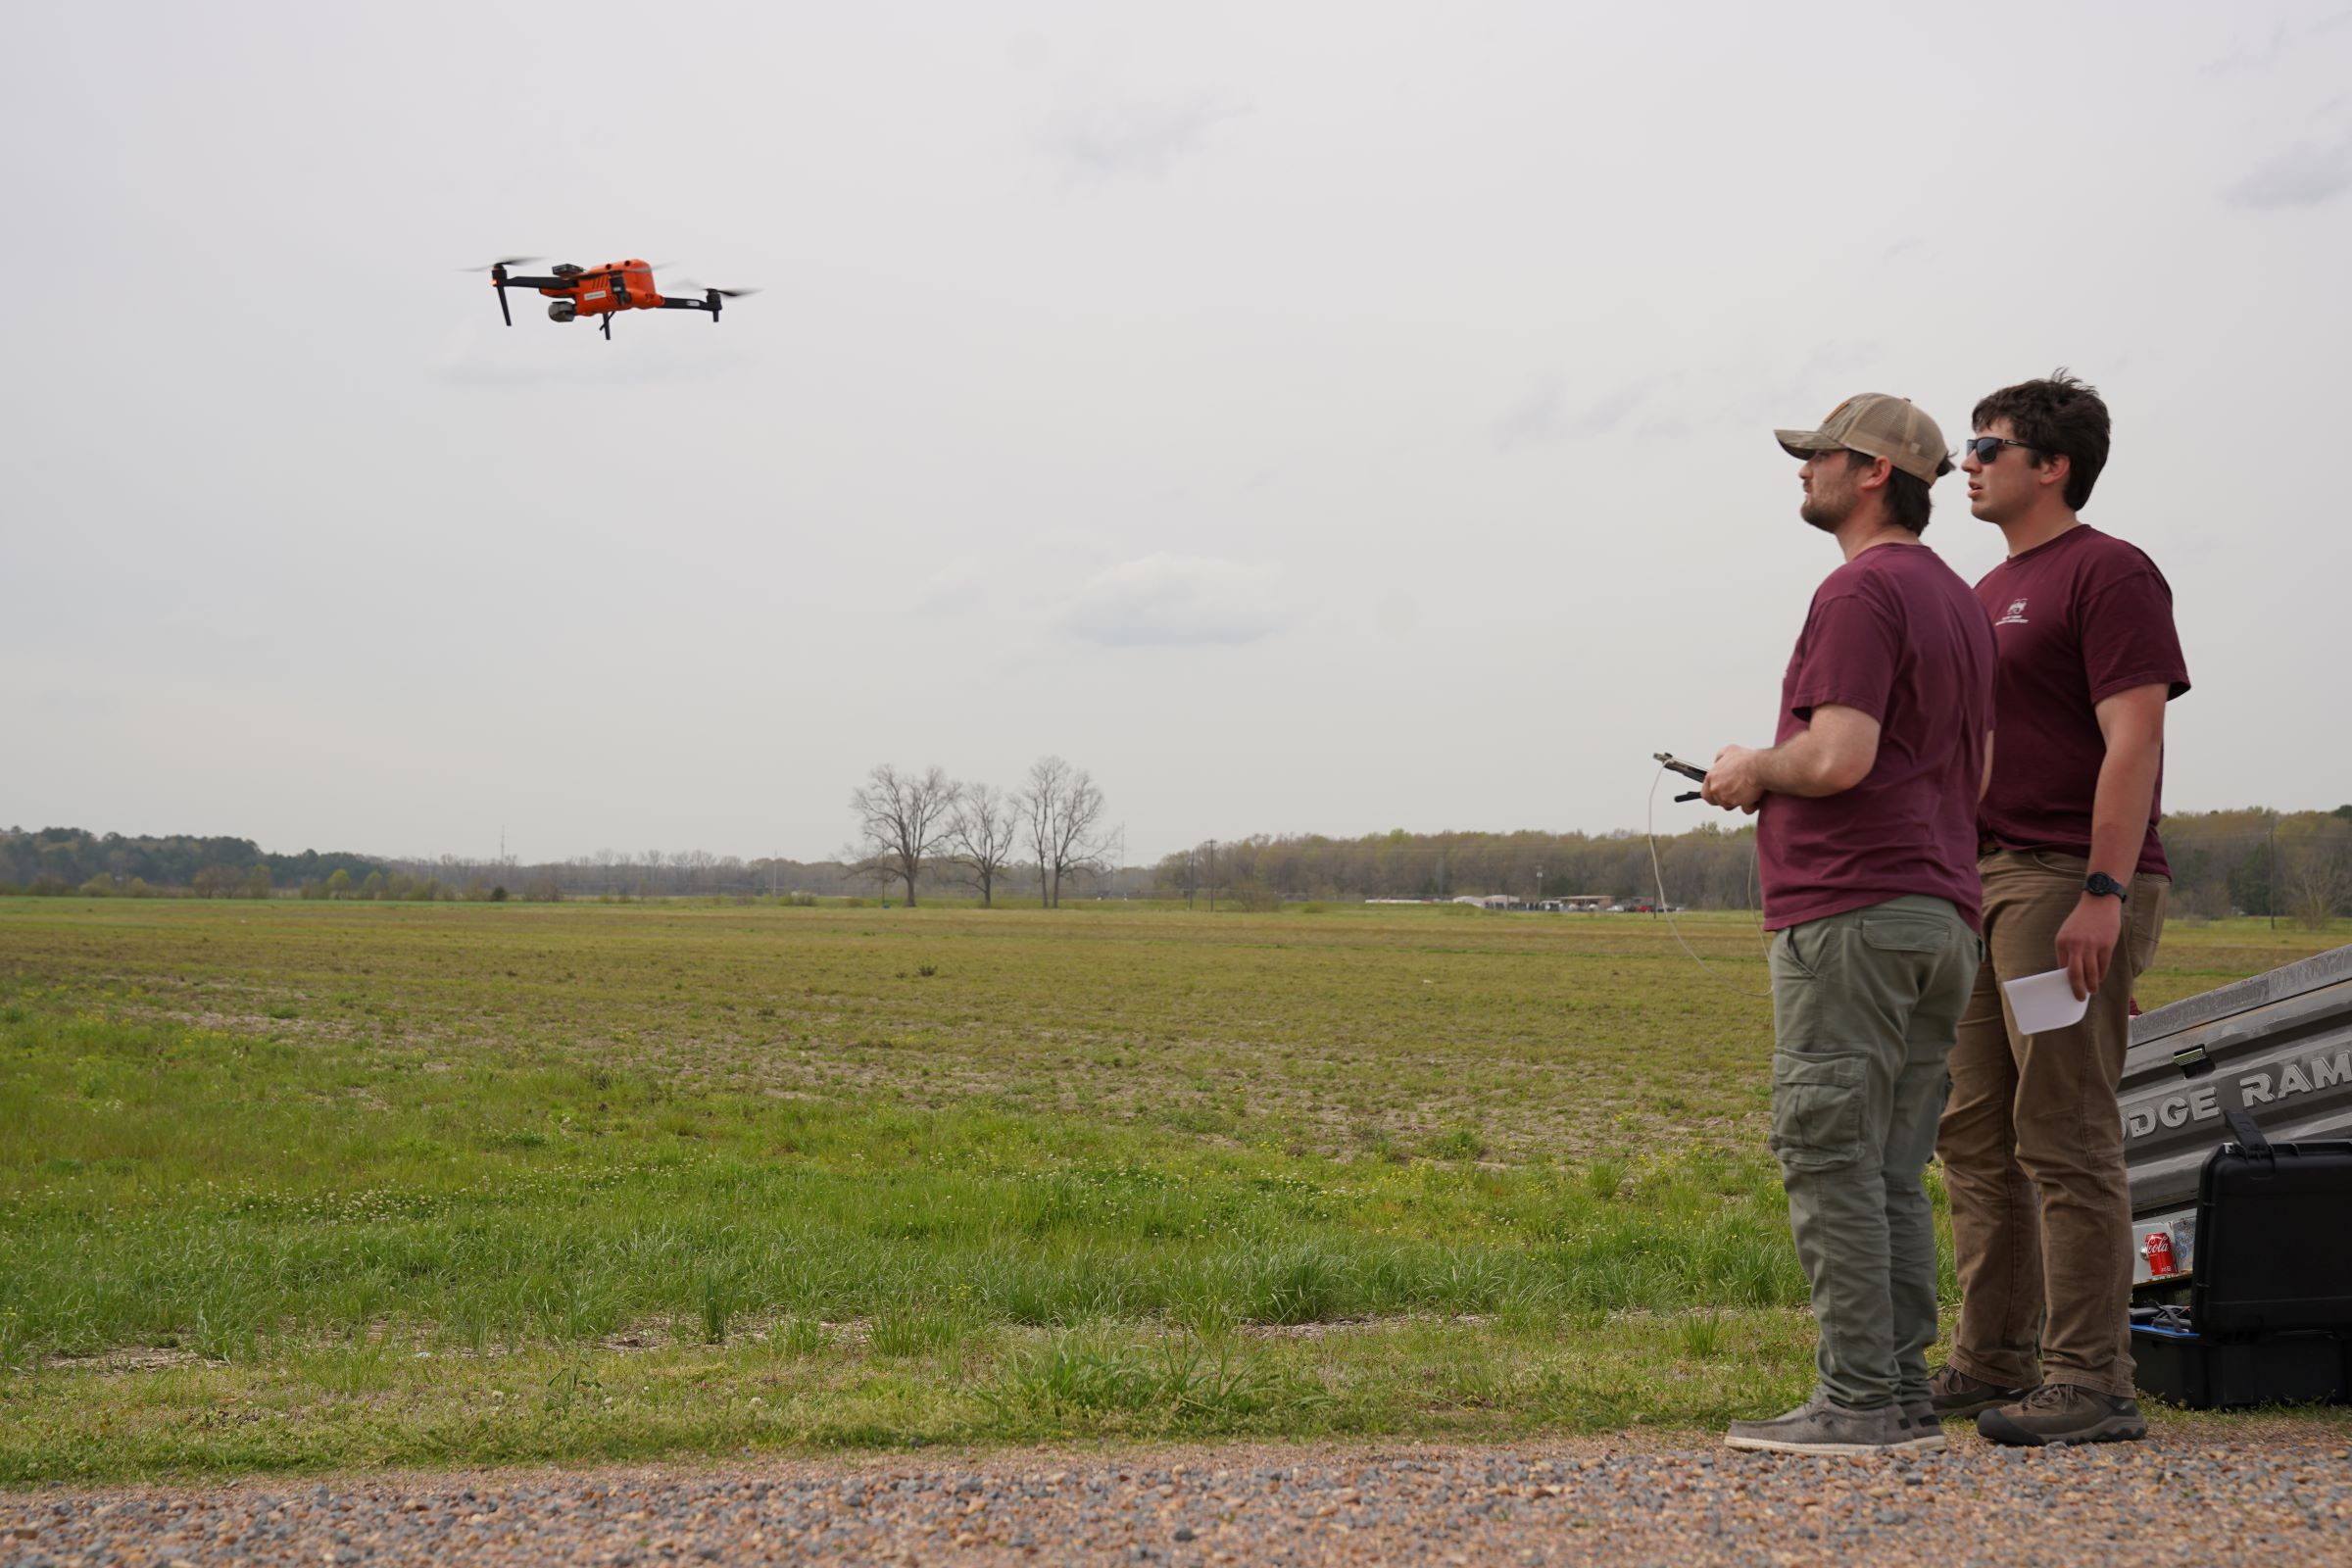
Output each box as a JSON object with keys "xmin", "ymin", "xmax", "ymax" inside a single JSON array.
[{"xmin": 1645, "ymin": 763, "xmax": 1773, "ymax": 1000}]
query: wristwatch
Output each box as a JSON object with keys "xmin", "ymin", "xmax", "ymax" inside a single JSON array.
[{"xmin": 2083, "ymin": 872, "xmax": 2129, "ymax": 903}]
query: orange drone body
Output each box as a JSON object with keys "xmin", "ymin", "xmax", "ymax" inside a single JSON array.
[
  {"xmin": 536, "ymin": 259, "xmax": 664, "ymax": 318},
  {"xmin": 471, "ymin": 256, "xmax": 754, "ymax": 340}
]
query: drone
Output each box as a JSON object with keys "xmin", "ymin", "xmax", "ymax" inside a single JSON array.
[{"xmin": 466, "ymin": 257, "xmax": 755, "ymax": 341}]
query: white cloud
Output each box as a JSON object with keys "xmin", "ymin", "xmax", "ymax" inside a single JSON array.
[
  {"xmin": 1044, "ymin": 91, "xmax": 1247, "ymax": 179},
  {"xmin": 2225, "ymin": 135, "xmax": 2352, "ymax": 208},
  {"xmin": 1494, "ymin": 376, "xmax": 1659, "ymax": 450},
  {"xmin": 911, "ymin": 562, "xmax": 983, "ymax": 615},
  {"xmin": 1062, "ymin": 552, "xmax": 1285, "ymax": 647},
  {"xmin": 2202, "ymin": 11, "xmax": 2352, "ymax": 78}
]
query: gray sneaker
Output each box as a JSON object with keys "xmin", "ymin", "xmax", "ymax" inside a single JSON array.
[
  {"xmin": 1725, "ymin": 1395, "xmax": 1908, "ymax": 1456},
  {"xmin": 1897, "ymin": 1400, "xmax": 1947, "ymax": 1454}
]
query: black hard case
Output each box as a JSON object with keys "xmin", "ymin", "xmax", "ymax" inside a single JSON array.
[
  {"xmin": 2130, "ymin": 1112, "xmax": 2352, "ymax": 1409},
  {"xmin": 2190, "ymin": 1113, "xmax": 2352, "ymax": 1335},
  {"xmin": 2131, "ymin": 1323, "xmax": 2348, "ymax": 1408}
]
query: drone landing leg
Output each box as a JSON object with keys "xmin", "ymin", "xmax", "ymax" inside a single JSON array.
[{"xmin": 601, "ymin": 313, "xmax": 612, "ymax": 342}]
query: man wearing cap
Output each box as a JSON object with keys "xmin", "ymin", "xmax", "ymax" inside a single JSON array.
[
  {"xmin": 1701, "ymin": 393, "xmax": 1994, "ymax": 1456},
  {"xmin": 1932, "ymin": 372, "xmax": 2188, "ymax": 1446}
]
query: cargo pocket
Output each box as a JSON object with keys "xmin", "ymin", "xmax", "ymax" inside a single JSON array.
[
  {"xmin": 1861, "ymin": 914, "xmax": 1948, "ymax": 955},
  {"xmin": 1770, "ymin": 1049, "xmax": 1867, "ymax": 1172}
]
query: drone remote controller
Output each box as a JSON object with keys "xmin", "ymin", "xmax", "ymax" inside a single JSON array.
[{"xmin": 1653, "ymin": 752, "xmax": 1706, "ymax": 803}]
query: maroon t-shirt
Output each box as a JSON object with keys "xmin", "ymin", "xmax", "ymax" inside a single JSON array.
[
  {"xmin": 1757, "ymin": 542, "xmax": 1996, "ymax": 932},
  {"xmin": 1976, "ymin": 524, "xmax": 2189, "ymax": 877}
]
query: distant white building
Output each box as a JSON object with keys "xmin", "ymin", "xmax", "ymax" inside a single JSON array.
[{"xmin": 1440, "ymin": 893, "xmax": 1616, "ymax": 912}]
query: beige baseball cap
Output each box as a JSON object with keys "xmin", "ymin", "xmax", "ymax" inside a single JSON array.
[{"xmin": 1776, "ymin": 394, "xmax": 1950, "ymax": 484}]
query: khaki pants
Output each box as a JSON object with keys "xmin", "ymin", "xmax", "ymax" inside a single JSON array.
[
  {"xmin": 1768, "ymin": 895, "xmax": 1980, "ymax": 1410},
  {"xmin": 1936, "ymin": 851, "xmax": 2168, "ymax": 1398}
]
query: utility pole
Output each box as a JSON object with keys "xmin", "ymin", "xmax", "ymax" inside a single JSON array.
[
  {"xmin": 1207, "ymin": 839, "xmax": 1216, "ymax": 913},
  {"xmin": 2269, "ymin": 810, "xmax": 2278, "ymax": 930}
]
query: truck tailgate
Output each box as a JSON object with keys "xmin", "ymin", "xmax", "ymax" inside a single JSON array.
[{"xmin": 2123, "ymin": 942, "xmax": 2352, "ymax": 1282}]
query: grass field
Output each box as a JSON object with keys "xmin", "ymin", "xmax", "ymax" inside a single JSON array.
[{"xmin": 2, "ymin": 897, "xmax": 2346, "ymax": 1481}]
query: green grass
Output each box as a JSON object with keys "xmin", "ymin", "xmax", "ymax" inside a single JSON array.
[
  {"xmin": 0, "ymin": 1309, "xmax": 1844, "ymax": 1479},
  {"xmin": 0, "ymin": 898, "xmax": 2345, "ymax": 1480}
]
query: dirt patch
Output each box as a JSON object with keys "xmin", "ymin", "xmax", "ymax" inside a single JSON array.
[{"xmin": 43, "ymin": 1347, "xmax": 215, "ymax": 1374}]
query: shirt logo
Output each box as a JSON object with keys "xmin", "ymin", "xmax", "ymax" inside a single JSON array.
[{"xmin": 1995, "ymin": 597, "xmax": 2029, "ymax": 626}]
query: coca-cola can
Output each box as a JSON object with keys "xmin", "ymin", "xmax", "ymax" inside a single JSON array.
[{"xmin": 2144, "ymin": 1230, "xmax": 2176, "ymax": 1277}]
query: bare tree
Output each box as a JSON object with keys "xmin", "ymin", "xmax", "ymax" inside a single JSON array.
[
  {"xmin": 849, "ymin": 763, "xmax": 957, "ymax": 906},
  {"xmin": 1022, "ymin": 756, "xmax": 1068, "ymax": 907},
  {"xmin": 2281, "ymin": 824, "xmax": 2352, "ymax": 930},
  {"xmin": 1021, "ymin": 755, "xmax": 1118, "ymax": 908},
  {"xmin": 944, "ymin": 781, "xmax": 1024, "ymax": 907}
]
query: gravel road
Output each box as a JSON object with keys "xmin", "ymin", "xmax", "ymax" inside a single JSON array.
[{"xmin": 8, "ymin": 1424, "xmax": 2350, "ymax": 1567}]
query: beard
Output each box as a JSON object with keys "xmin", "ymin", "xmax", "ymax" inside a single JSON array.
[{"xmin": 1799, "ymin": 485, "xmax": 1851, "ymax": 533}]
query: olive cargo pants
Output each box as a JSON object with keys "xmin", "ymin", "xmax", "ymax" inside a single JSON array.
[
  {"xmin": 1936, "ymin": 850, "xmax": 2168, "ymax": 1399},
  {"xmin": 1768, "ymin": 895, "xmax": 1980, "ymax": 1410}
]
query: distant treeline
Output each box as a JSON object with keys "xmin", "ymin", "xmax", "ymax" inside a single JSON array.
[
  {"xmin": 0, "ymin": 828, "xmax": 1152, "ymax": 904},
  {"xmin": 0, "ymin": 827, "xmax": 387, "ymax": 899},
  {"xmin": 1155, "ymin": 823, "xmax": 1759, "ymax": 910},
  {"xmin": 10, "ymin": 808, "xmax": 2349, "ymax": 920},
  {"xmin": 379, "ymin": 851, "xmax": 1156, "ymax": 904},
  {"xmin": 1155, "ymin": 807, "xmax": 2352, "ymax": 923}
]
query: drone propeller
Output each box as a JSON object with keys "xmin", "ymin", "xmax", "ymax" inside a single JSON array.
[
  {"xmin": 467, "ymin": 257, "xmax": 540, "ymax": 326},
  {"xmin": 676, "ymin": 280, "xmax": 760, "ymax": 298}
]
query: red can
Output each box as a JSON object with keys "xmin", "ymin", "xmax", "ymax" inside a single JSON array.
[{"xmin": 2144, "ymin": 1230, "xmax": 2176, "ymax": 1277}]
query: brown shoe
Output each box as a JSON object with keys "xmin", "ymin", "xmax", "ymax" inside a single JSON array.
[
  {"xmin": 1928, "ymin": 1362, "xmax": 2037, "ymax": 1418},
  {"xmin": 1977, "ymin": 1383, "xmax": 2148, "ymax": 1446}
]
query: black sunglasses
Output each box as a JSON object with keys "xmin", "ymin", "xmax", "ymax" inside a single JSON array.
[{"xmin": 1963, "ymin": 436, "xmax": 2036, "ymax": 462}]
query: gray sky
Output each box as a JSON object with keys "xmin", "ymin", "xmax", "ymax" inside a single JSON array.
[{"xmin": 7, "ymin": 2, "xmax": 2349, "ymax": 865}]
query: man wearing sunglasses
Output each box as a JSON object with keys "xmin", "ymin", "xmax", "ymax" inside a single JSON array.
[
  {"xmin": 1933, "ymin": 372, "xmax": 2189, "ymax": 1446},
  {"xmin": 1702, "ymin": 393, "xmax": 1993, "ymax": 1456}
]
